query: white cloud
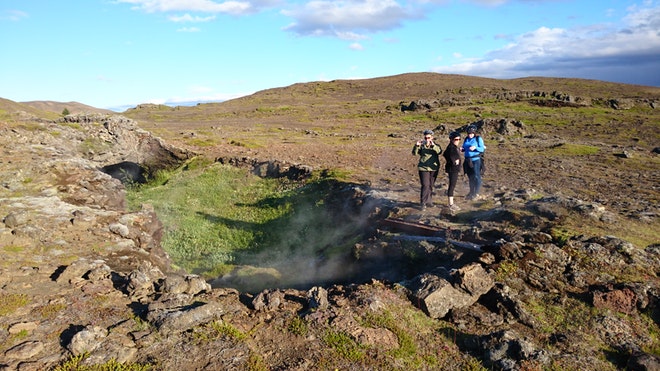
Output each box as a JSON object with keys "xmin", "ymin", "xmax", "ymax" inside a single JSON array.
[
  {"xmin": 281, "ymin": 0, "xmax": 421, "ymax": 37},
  {"xmin": 177, "ymin": 27, "xmax": 202, "ymax": 32},
  {"xmin": 1, "ymin": 10, "xmax": 29, "ymax": 21},
  {"xmin": 349, "ymin": 42, "xmax": 364, "ymax": 50},
  {"xmin": 432, "ymin": 4, "xmax": 660, "ymax": 86},
  {"xmin": 169, "ymin": 14, "xmax": 216, "ymax": 22},
  {"xmin": 115, "ymin": 0, "xmax": 258, "ymax": 16},
  {"xmin": 336, "ymin": 31, "xmax": 370, "ymax": 41}
]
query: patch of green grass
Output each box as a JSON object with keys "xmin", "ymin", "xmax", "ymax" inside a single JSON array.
[
  {"xmin": 128, "ymin": 163, "xmax": 287, "ymax": 273},
  {"xmin": 53, "ymin": 353, "xmax": 153, "ymax": 371},
  {"xmin": 495, "ymin": 260, "xmax": 518, "ymax": 282},
  {"xmin": 185, "ymin": 137, "xmax": 219, "ymax": 147},
  {"xmin": 3, "ymin": 245, "xmax": 24, "ymax": 253},
  {"xmin": 79, "ymin": 137, "xmax": 112, "ymax": 155},
  {"xmin": 60, "ymin": 122, "xmax": 83, "ymax": 130},
  {"xmin": 35, "ymin": 302, "xmax": 67, "ymax": 319},
  {"xmin": 549, "ymin": 143, "xmax": 600, "ymax": 156},
  {"xmin": 558, "ymin": 211, "xmax": 659, "ymax": 251},
  {"xmin": 550, "ymin": 227, "xmax": 572, "ymax": 247},
  {"xmin": 287, "ymin": 316, "xmax": 308, "ymax": 336},
  {"xmin": 245, "ymin": 351, "xmax": 269, "ymax": 371},
  {"xmin": 322, "ymin": 330, "xmax": 365, "ymax": 362},
  {"xmin": 362, "ymin": 310, "xmax": 418, "ymax": 360},
  {"xmin": 524, "ymin": 296, "xmax": 601, "ymax": 336},
  {"xmin": 0, "ymin": 293, "xmax": 29, "ymax": 316},
  {"xmin": 641, "ymin": 310, "xmax": 660, "ymax": 355},
  {"xmin": 401, "ymin": 114, "xmax": 433, "ymax": 123},
  {"xmin": 255, "ymin": 106, "xmax": 295, "ymax": 114},
  {"xmin": 127, "ymin": 162, "xmax": 363, "ymax": 285},
  {"xmin": 194, "ymin": 320, "xmax": 247, "ymax": 343}
]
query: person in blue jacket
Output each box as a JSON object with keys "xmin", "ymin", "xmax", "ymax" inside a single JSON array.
[{"xmin": 461, "ymin": 125, "xmax": 485, "ymax": 200}]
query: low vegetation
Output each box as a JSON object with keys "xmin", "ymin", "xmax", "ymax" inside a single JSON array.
[{"xmin": 127, "ymin": 159, "xmax": 365, "ymax": 286}]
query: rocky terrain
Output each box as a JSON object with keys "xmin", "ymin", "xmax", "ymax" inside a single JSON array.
[{"xmin": 1, "ymin": 73, "xmax": 659, "ymax": 370}]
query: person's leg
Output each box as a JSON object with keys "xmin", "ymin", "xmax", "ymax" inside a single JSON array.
[
  {"xmin": 447, "ymin": 171, "xmax": 460, "ymax": 210},
  {"xmin": 447, "ymin": 171, "xmax": 458, "ymax": 198},
  {"xmin": 429, "ymin": 170, "xmax": 439, "ymax": 205},
  {"xmin": 467, "ymin": 171, "xmax": 476, "ymax": 198},
  {"xmin": 472, "ymin": 160, "xmax": 482, "ymax": 196},
  {"xmin": 419, "ymin": 171, "xmax": 432, "ymax": 206}
]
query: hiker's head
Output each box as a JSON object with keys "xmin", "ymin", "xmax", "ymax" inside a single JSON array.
[
  {"xmin": 467, "ymin": 125, "xmax": 477, "ymax": 135},
  {"xmin": 449, "ymin": 131, "xmax": 461, "ymax": 143},
  {"xmin": 423, "ymin": 129, "xmax": 433, "ymax": 139}
]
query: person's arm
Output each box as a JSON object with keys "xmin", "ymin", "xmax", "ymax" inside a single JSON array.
[
  {"xmin": 475, "ymin": 136, "xmax": 485, "ymax": 153},
  {"xmin": 452, "ymin": 147, "xmax": 461, "ymax": 165}
]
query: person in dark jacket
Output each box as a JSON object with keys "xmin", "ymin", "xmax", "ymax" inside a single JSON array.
[
  {"xmin": 442, "ymin": 131, "xmax": 462, "ymax": 211},
  {"xmin": 412, "ymin": 129, "xmax": 442, "ymax": 209}
]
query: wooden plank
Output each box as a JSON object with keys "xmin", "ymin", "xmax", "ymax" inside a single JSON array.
[{"xmin": 377, "ymin": 218, "xmax": 444, "ymax": 237}]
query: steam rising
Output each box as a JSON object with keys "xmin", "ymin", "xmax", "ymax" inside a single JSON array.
[{"xmin": 211, "ymin": 184, "xmax": 383, "ymax": 293}]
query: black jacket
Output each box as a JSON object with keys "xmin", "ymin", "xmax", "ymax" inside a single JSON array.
[{"xmin": 443, "ymin": 143, "xmax": 461, "ymax": 173}]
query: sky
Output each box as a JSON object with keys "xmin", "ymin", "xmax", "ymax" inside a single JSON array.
[{"xmin": 1, "ymin": 0, "xmax": 659, "ymax": 111}]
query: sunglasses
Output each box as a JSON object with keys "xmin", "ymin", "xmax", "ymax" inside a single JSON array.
[
  {"xmin": 453, "ymin": 138, "xmax": 461, "ymax": 141},
  {"xmin": 424, "ymin": 136, "xmax": 432, "ymax": 139}
]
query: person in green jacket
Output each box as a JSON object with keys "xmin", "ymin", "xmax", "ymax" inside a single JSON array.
[{"xmin": 412, "ymin": 129, "xmax": 442, "ymax": 209}]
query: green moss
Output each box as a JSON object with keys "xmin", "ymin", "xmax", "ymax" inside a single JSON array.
[
  {"xmin": 35, "ymin": 302, "xmax": 67, "ymax": 319},
  {"xmin": 287, "ymin": 316, "xmax": 308, "ymax": 336},
  {"xmin": 3, "ymin": 245, "xmax": 24, "ymax": 253},
  {"xmin": 495, "ymin": 260, "xmax": 518, "ymax": 282},
  {"xmin": 79, "ymin": 137, "xmax": 112, "ymax": 154},
  {"xmin": 193, "ymin": 320, "xmax": 247, "ymax": 343},
  {"xmin": 323, "ymin": 330, "xmax": 365, "ymax": 362}
]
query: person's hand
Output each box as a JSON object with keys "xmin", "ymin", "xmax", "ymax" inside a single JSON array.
[
  {"xmin": 469, "ymin": 146, "xmax": 476, "ymax": 151},
  {"xmin": 416, "ymin": 140, "xmax": 422, "ymax": 146},
  {"xmin": 454, "ymin": 159, "xmax": 460, "ymax": 165}
]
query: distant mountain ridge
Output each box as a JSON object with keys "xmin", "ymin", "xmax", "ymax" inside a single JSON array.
[
  {"xmin": 21, "ymin": 100, "xmax": 116, "ymax": 115},
  {"xmin": 2, "ymin": 73, "xmax": 660, "ymax": 121}
]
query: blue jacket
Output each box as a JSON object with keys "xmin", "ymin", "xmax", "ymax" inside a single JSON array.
[{"xmin": 462, "ymin": 136, "xmax": 484, "ymax": 159}]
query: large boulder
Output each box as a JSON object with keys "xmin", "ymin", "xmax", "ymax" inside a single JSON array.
[{"xmin": 403, "ymin": 263, "xmax": 494, "ymax": 319}]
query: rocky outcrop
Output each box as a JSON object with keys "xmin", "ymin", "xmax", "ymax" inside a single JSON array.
[
  {"xmin": 216, "ymin": 155, "xmax": 314, "ymax": 180},
  {"xmin": 399, "ymin": 91, "xmax": 658, "ymax": 111},
  {"xmin": 60, "ymin": 113, "xmax": 193, "ymax": 174}
]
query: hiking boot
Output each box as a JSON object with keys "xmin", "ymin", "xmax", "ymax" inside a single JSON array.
[
  {"xmin": 472, "ymin": 194, "xmax": 482, "ymax": 201},
  {"xmin": 465, "ymin": 194, "xmax": 474, "ymax": 200},
  {"xmin": 449, "ymin": 204, "xmax": 461, "ymax": 211}
]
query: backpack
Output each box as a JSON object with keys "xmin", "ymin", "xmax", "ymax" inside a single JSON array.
[{"xmin": 477, "ymin": 136, "xmax": 486, "ymax": 175}]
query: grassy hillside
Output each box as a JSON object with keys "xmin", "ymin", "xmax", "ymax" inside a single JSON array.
[
  {"xmin": 121, "ymin": 73, "xmax": 659, "ymax": 250},
  {"xmin": 21, "ymin": 100, "xmax": 115, "ymax": 115}
]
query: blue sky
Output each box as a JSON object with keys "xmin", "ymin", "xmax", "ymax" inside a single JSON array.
[{"xmin": 1, "ymin": 0, "xmax": 659, "ymax": 111}]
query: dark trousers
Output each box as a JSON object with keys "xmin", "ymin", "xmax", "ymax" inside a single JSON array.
[
  {"xmin": 468, "ymin": 159, "xmax": 482, "ymax": 196},
  {"xmin": 447, "ymin": 170, "xmax": 459, "ymax": 197},
  {"xmin": 419, "ymin": 170, "xmax": 438, "ymax": 205}
]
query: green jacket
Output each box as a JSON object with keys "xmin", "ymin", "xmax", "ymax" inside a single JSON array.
[{"xmin": 412, "ymin": 143, "xmax": 442, "ymax": 171}]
